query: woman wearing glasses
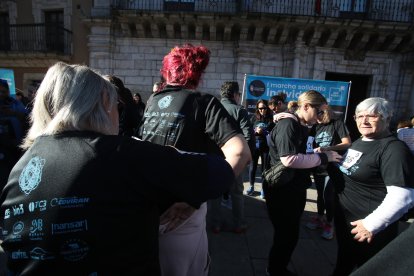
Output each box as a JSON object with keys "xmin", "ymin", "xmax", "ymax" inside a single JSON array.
[
  {"xmin": 264, "ymin": 90, "xmax": 342, "ymax": 275},
  {"xmin": 333, "ymin": 97, "xmax": 414, "ymax": 275},
  {"xmin": 247, "ymin": 99, "xmax": 273, "ymax": 197}
]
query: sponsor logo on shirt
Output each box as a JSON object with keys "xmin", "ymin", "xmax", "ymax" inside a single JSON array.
[
  {"xmin": 50, "ymin": 197, "xmax": 90, "ymax": 208},
  {"xmin": 11, "ymin": 250, "xmax": 29, "ymax": 259},
  {"xmin": 12, "ymin": 221, "xmax": 24, "ymax": 235},
  {"xmin": 4, "ymin": 208, "xmax": 10, "ymax": 219},
  {"xmin": 61, "ymin": 239, "xmax": 89, "ymax": 262},
  {"xmin": 10, "ymin": 221, "xmax": 25, "ymax": 241},
  {"xmin": 30, "ymin": 247, "xmax": 55, "ymax": 260},
  {"xmin": 12, "ymin": 204, "xmax": 24, "ymax": 217},
  {"xmin": 52, "ymin": 219, "xmax": 88, "ymax": 235},
  {"xmin": 19, "ymin": 156, "xmax": 45, "ymax": 195},
  {"xmin": 28, "ymin": 200, "xmax": 47, "ymax": 212},
  {"xmin": 29, "ymin": 219, "xmax": 44, "ymax": 240}
]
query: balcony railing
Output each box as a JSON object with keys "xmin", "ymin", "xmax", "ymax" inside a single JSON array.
[
  {"xmin": 111, "ymin": 0, "xmax": 414, "ymax": 23},
  {"xmin": 0, "ymin": 23, "xmax": 72, "ymax": 55}
]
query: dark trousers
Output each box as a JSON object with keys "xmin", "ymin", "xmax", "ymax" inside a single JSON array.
[
  {"xmin": 249, "ymin": 148, "xmax": 268, "ymax": 186},
  {"xmin": 333, "ymin": 200, "xmax": 399, "ymax": 276},
  {"xmin": 263, "ymin": 181, "xmax": 307, "ymax": 275}
]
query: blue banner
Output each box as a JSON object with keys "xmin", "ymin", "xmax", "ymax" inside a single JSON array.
[
  {"xmin": 0, "ymin": 68, "xmax": 16, "ymax": 96},
  {"xmin": 243, "ymin": 75, "xmax": 351, "ymax": 119}
]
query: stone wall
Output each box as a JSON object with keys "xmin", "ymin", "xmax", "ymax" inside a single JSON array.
[{"xmin": 88, "ymin": 27, "xmax": 414, "ymax": 120}]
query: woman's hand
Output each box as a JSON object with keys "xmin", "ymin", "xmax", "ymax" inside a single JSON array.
[
  {"xmin": 159, "ymin": 202, "xmax": 195, "ymax": 233},
  {"xmin": 350, "ymin": 220, "xmax": 373, "ymax": 243},
  {"xmin": 324, "ymin": 150, "xmax": 342, "ymax": 163}
]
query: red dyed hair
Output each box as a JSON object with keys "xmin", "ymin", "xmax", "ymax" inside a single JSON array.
[{"xmin": 161, "ymin": 44, "xmax": 210, "ymax": 89}]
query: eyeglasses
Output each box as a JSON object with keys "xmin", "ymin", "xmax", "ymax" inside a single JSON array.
[{"xmin": 353, "ymin": 114, "xmax": 381, "ymax": 122}]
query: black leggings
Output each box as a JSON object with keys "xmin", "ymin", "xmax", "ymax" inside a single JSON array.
[{"xmin": 264, "ymin": 182, "xmax": 306, "ymax": 275}]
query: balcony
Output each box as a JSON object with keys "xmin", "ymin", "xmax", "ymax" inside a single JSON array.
[
  {"xmin": 111, "ymin": 0, "xmax": 414, "ymax": 23},
  {"xmin": 0, "ymin": 23, "xmax": 72, "ymax": 55}
]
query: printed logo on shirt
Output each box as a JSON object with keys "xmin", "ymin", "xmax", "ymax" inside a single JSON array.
[
  {"xmin": 50, "ymin": 197, "xmax": 90, "ymax": 208},
  {"xmin": 19, "ymin": 156, "xmax": 45, "ymax": 195},
  {"xmin": 12, "ymin": 221, "xmax": 24, "ymax": 235},
  {"xmin": 29, "ymin": 219, "xmax": 44, "ymax": 240},
  {"xmin": 315, "ymin": 131, "xmax": 332, "ymax": 147},
  {"xmin": 4, "ymin": 208, "xmax": 10, "ymax": 219},
  {"xmin": 2, "ymin": 229, "xmax": 8, "ymax": 236},
  {"xmin": 30, "ymin": 247, "xmax": 55, "ymax": 260},
  {"xmin": 12, "ymin": 204, "xmax": 24, "ymax": 217},
  {"xmin": 10, "ymin": 221, "xmax": 25, "ymax": 241},
  {"xmin": 158, "ymin": 95, "xmax": 173, "ymax": 109},
  {"xmin": 306, "ymin": 136, "xmax": 315, "ymax": 153},
  {"xmin": 11, "ymin": 250, "xmax": 29, "ymax": 259},
  {"xmin": 52, "ymin": 219, "xmax": 88, "ymax": 235},
  {"xmin": 338, "ymin": 149, "xmax": 363, "ymax": 175},
  {"xmin": 29, "ymin": 200, "xmax": 47, "ymax": 212},
  {"xmin": 61, "ymin": 239, "xmax": 89, "ymax": 262}
]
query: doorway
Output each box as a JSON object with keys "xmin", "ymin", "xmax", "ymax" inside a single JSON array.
[{"xmin": 325, "ymin": 72, "xmax": 371, "ymax": 141}]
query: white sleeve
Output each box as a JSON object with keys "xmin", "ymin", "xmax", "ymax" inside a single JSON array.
[{"xmin": 363, "ymin": 185, "xmax": 414, "ymax": 234}]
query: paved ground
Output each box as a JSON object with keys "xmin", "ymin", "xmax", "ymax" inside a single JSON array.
[
  {"xmin": 207, "ymin": 172, "xmax": 412, "ymax": 276},
  {"xmin": 207, "ymin": 174, "xmax": 337, "ymax": 276}
]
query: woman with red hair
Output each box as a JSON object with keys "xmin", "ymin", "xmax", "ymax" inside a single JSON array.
[{"xmin": 140, "ymin": 44, "xmax": 251, "ymax": 276}]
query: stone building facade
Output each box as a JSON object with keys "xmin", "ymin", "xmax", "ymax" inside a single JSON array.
[
  {"xmin": 88, "ymin": 0, "xmax": 414, "ymax": 129},
  {"xmin": 1, "ymin": 0, "xmax": 413, "ymax": 130}
]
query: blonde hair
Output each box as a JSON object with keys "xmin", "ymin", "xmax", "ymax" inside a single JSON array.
[
  {"xmin": 297, "ymin": 90, "xmax": 327, "ymax": 107},
  {"xmin": 22, "ymin": 62, "xmax": 117, "ymax": 149},
  {"xmin": 287, "ymin": 100, "xmax": 298, "ymax": 112}
]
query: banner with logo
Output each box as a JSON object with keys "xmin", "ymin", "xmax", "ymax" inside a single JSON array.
[
  {"xmin": 243, "ymin": 75, "xmax": 351, "ymax": 120},
  {"xmin": 0, "ymin": 68, "xmax": 16, "ymax": 96}
]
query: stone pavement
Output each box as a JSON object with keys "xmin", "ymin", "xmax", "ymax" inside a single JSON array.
[
  {"xmin": 207, "ymin": 174, "xmax": 412, "ymax": 276},
  {"xmin": 207, "ymin": 176, "xmax": 337, "ymax": 276}
]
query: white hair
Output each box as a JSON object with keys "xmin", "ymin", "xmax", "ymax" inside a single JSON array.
[
  {"xmin": 355, "ymin": 97, "xmax": 393, "ymax": 121},
  {"xmin": 22, "ymin": 62, "xmax": 117, "ymax": 149}
]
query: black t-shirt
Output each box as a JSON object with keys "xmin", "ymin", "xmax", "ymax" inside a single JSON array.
[
  {"xmin": 0, "ymin": 131, "xmax": 233, "ymax": 275},
  {"xmin": 313, "ymin": 119, "xmax": 349, "ymax": 155},
  {"xmin": 268, "ymin": 116, "xmax": 312, "ymax": 189},
  {"xmin": 338, "ymin": 135, "xmax": 414, "ymax": 220},
  {"xmin": 311, "ymin": 119, "xmax": 350, "ymax": 178},
  {"xmin": 141, "ymin": 86, "xmax": 240, "ymax": 155}
]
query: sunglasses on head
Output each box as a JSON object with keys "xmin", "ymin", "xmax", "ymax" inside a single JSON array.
[{"xmin": 258, "ymin": 107, "xmax": 267, "ymax": 110}]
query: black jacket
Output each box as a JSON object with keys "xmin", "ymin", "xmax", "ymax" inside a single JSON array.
[{"xmin": 220, "ymin": 97, "xmax": 255, "ymax": 154}]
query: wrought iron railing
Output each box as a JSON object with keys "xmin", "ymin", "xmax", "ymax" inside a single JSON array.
[
  {"xmin": 111, "ymin": 0, "xmax": 414, "ymax": 23},
  {"xmin": 0, "ymin": 23, "xmax": 72, "ymax": 55}
]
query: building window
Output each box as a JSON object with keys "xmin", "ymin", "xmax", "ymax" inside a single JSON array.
[
  {"xmin": 0, "ymin": 12, "xmax": 10, "ymax": 51},
  {"xmin": 164, "ymin": 0, "xmax": 195, "ymax": 11},
  {"xmin": 44, "ymin": 10, "xmax": 64, "ymax": 52}
]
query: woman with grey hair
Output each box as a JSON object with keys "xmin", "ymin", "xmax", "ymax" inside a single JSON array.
[
  {"xmin": 333, "ymin": 97, "xmax": 414, "ymax": 275},
  {"xmin": 0, "ymin": 62, "xmax": 234, "ymax": 275}
]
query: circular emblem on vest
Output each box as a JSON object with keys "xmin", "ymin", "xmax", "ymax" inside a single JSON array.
[{"xmin": 19, "ymin": 156, "xmax": 45, "ymax": 195}]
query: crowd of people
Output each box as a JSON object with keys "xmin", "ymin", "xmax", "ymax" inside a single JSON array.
[{"xmin": 0, "ymin": 43, "xmax": 414, "ymax": 275}]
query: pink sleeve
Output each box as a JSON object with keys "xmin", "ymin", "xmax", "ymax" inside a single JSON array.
[{"xmin": 280, "ymin": 154, "xmax": 321, "ymax": 168}]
